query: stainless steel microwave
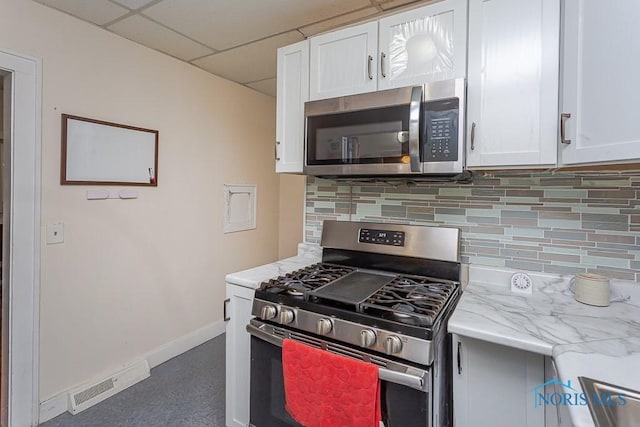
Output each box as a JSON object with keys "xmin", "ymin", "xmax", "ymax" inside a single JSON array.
[{"xmin": 304, "ymin": 78, "xmax": 465, "ymax": 177}]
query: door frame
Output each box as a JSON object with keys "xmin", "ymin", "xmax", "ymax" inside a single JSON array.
[{"xmin": 0, "ymin": 49, "xmax": 42, "ymax": 427}]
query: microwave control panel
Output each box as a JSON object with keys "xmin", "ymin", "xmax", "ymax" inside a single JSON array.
[
  {"xmin": 422, "ymin": 98, "xmax": 459, "ymax": 163},
  {"xmin": 358, "ymin": 228, "xmax": 405, "ymax": 247}
]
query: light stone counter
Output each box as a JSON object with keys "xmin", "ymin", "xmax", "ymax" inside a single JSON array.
[
  {"xmin": 553, "ymin": 337, "xmax": 640, "ymax": 427},
  {"xmin": 449, "ymin": 265, "xmax": 640, "ymax": 427},
  {"xmin": 224, "ymin": 243, "xmax": 322, "ymax": 289}
]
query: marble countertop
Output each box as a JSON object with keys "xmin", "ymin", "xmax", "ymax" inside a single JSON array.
[
  {"xmin": 225, "ymin": 243, "xmax": 321, "ymax": 289},
  {"xmin": 449, "ymin": 266, "xmax": 640, "ymax": 356},
  {"xmin": 449, "ymin": 265, "xmax": 640, "ymax": 426},
  {"xmin": 553, "ymin": 337, "xmax": 640, "ymax": 427}
]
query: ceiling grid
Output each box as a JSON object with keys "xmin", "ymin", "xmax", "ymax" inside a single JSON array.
[{"xmin": 33, "ymin": 0, "xmax": 429, "ymax": 96}]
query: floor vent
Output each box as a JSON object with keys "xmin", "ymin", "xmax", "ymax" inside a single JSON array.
[{"xmin": 67, "ymin": 359, "xmax": 150, "ymax": 414}]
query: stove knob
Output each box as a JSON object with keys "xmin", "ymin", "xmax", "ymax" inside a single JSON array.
[
  {"xmin": 384, "ymin": 336, "xmax": 403, "ymax": 355},
  {"xmin": 278, "ymin": 308, "xmax": 295, "ymax": 324},
  {"xmin": 359, "ymin": 329, "xmax": 377, "ymax": 348},
  {"xmin": 260, "ymin": 305, "xmax": 277, "ymax": 320},
  {"xmin": 316, "ymin": 318, "xmax": 333, "ymax": 335}
]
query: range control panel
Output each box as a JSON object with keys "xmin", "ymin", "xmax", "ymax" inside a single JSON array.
[{"xmin": 358, "ymin": 228, "xmax": 405, "ymax": 246}]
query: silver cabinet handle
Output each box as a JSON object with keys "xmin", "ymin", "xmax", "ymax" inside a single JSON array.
[
  {"xmin": 275, "ymin": 141, "xmax": 280, "ymax": 161},
  {"xmin": 560, "ymin": 113, "xmax": 571, "ymax": 145},
  {"xmin": 367, "ymin": 55, "xmax": 373, "ymax": 80},
  {"xmin": 223, "ymin": 298, "xmax": 230, "ymax": 322},
  {"xmin": 470, "ymin": 122, "xmax": 476, "ymax": 151},
  {"xmin": 380, "ymin": 52, "xmax": 387, "ymax": 78},
  {"xmin": 408, "ymin": 85, "xmax": 423, "ymax": 172}
]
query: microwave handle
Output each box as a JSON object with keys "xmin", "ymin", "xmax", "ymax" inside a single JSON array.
[{"xmin": 409, "ymin": 86, "xmax": 422, "ymax": 172}]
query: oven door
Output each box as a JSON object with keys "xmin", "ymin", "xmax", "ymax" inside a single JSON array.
[{"xmin": 247, "ymin": 319, "xmax": 435, "ymax": 427}]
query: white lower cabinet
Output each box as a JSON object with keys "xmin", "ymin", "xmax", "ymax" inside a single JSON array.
[
  {"xmin": 225, "ymin": 283, "xmax": 255, "ymax": 427},
  {"xmin": 452, "ymin": 334, "xmax": 547, "ymax": 427}
]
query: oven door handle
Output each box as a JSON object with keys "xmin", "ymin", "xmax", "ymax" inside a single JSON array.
[
  {"xmin": 246, "ymin": 323, "xmax": 428, "ymax": 392},
  {"xmin": 247, "ymin": 322, "xmax": 283, "ymax": 347}
]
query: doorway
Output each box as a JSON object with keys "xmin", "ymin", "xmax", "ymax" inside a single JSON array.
[
  {"xmin": 0, "ymin": 49, "xmax": 41, "ymax": 427},
  {"xmin": 0, "ymin": 70, "xmax": 5, "ymax": 424}
]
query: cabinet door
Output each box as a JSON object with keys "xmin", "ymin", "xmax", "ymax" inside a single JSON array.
[
  {"xmin": 378, "ymin": 0, "xmax": 467, "ymax": 90},
  {"xmin": 466, "ymin": 0, "xmax": 559, "ymax": 168},
  {"xmin": 309, "ymin": 21, "xmax": 378, "ymax": 100},
  {"xmin": 453, "ymin": 335, "xmax": 545, "ymax": 427},
  {"xmin": 225, "ymin": 283, "xmax": 255, "ymax": 427},
  {"xmin": 559, "ymin": 0, "xmax": 640, "ymax": 165},
  {"xmin": 276, "ymin": 40, "xmax": 309, "ymax": 173}
]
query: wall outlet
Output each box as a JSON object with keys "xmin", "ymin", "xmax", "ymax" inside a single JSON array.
[{"xmin": 46, "ymin": 222, "xmax": 64, "ymax": 244}]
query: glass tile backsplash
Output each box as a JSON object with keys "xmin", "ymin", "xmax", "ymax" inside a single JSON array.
[{"xmin": 305, "ymin": 173, "xmax": 640, "ymax": 281}]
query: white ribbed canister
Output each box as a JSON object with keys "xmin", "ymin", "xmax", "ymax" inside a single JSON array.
[{"xmin": 571, "ymin": 273, "xmax": 611, "ymax": 306}]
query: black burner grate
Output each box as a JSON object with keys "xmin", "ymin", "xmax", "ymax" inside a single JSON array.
[
  {"xmin": 360, "ymin": 275, "xmax": 457, "ymax": 326},
  {"xmin": 259, "ymin": 263, "xmax": 355, "ymax": 296},
  {"xmin": 258, "ymin": 263, "xmax": 457, "ymax": 327}
]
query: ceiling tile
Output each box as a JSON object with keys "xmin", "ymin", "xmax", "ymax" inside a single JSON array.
[
  {"xmin": 108, "ymin": 15, "xmax": 214, "ymax": 61},
  {"xmin": 245, "ymin": 79, "xmax": 277, "ymax": 97},
  {"xmin": 111, "ymin": 0, "xmax": 156, "ymax": 10},
  {"xmin": 35, "ymin": 0, "xmax": 129, "ymax": 26},
  {"xmin": 144, "ymin": 0, "xmax": 370, "ymax": 50},
  {"xmin": 192, "ymin": 31, "xmax": 303, "ymax": 84},
  {"xmin": 299, "ymin": 7, "xmax": 380, "ymax": 37}
]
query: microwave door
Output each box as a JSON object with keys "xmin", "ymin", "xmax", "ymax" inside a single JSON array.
[
  {"xmin": 304, "ymin": 86, "xmax": 423, "ymax": 176},
  {"xmin": 307, "ymin": 119, "xmax": 416, "ymax": 175}
]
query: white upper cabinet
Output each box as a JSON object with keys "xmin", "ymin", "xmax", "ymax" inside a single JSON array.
[
  {"xmin": 309, "ymin": 1, "xmax": 467, "ymax": 101},
  {"xmin": 276, "ymin": 40, "xmax": 309, "ymax": 173},
  {"xmin": 309, "ymin": 21, "xmax": 378, "ymax": 100},
  {"xmin": 559, "ymin": 0, "xmax": 640, "ymax": 165},
  {"xmin": 377, "ymin": 0, "xmax": 467, "ymax": 90},
  {"xmin": 466, "ymin": 0, "xmax": 560, "ymax": 168}
]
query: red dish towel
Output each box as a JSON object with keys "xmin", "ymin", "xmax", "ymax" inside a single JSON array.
[{"xmin": 282, "ymin": 339, "xmax": 381, "ymax": 427}]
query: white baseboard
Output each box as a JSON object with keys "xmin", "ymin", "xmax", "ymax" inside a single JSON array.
[
  {"xmin": 145, "ymin": 319, "xmax": 225, "ymax": 369},
  {"xmin": 39, "ymin": 393, "xmax": 68, "ymax": 424},
  {"xmin": 38, "ymin": 320, "xmax": 226, "ymax": 424}
]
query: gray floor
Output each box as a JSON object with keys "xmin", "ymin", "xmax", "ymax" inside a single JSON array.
[{"xmin": 41, "ymin": 334, "xmax": 226, "ymax": 427}]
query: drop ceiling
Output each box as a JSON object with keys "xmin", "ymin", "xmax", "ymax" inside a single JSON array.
[{"xmin": 33, "ymin": 0, "xmax": 430, "ymax": 97}]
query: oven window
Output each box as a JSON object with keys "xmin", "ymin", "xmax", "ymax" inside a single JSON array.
[
  {"xmin": 384, "ymin": 382, "xmax": 429, "ymax": 427},
  {"xmin": 306, "ymin": 105, "xmax": 411, "ymax": 166},
  {"xmin": 250, "ymin": 335, "xmax": 431, "ymax": 427}
]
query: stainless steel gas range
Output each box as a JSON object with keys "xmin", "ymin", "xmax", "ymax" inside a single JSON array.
[{"xmin": 247, "ymin": 220, "xmax": 461, "ymax": 427}]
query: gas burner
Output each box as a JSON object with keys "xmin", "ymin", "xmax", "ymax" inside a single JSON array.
[
  {"xmin": 391, "ymin": 303, "xmax": 415, "ymax": 319},
  {"xmin": 285, "ymin": 288, "xmax": 304, "ymax": 297},
  {"xmin": 258, "ymin": 263, "xmax": 355, "ymax": 296},
  {"xmin": 360, "ymin": 275, "xmax": 457, "ymax": 326}
]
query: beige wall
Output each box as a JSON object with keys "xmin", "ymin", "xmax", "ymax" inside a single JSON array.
[
  {"xmin": 278, "ymin": 174, "xmax": 305, "ymax": 258},
  {"xmin": 0, "ymin": 0, "xmax": 303, "ymax": 401}
]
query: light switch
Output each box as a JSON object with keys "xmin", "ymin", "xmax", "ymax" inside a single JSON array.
[{"xmin": 47, "ymin": 222, "xmax": 64, "ymax": 244}]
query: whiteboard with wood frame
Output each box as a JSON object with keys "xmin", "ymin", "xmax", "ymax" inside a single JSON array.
[{"xmin": 61, "ymin": 114, "xmax": 158, "ymax": 186}]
